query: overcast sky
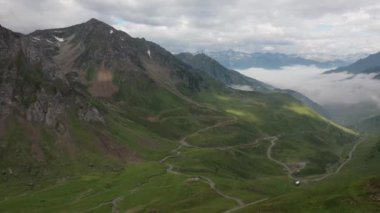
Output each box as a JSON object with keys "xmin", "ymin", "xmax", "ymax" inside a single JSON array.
[{"xmin": 1, "ymin": 0, "xmax": 380, "ymax": 58}]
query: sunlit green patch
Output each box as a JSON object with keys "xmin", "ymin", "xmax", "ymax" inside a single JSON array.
[
  {"xmin": 225, "ymin": 109, "xmax": 260, "ymax": 123},
  {"xmin": 284, "ymin": 103, "xmax": 357, "ymax": 135},
  {"xmin": 216, "ymin": 95, "xmax": 231, "ymax": 101}
]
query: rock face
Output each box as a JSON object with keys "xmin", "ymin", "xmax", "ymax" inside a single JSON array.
[
  {"xmin": 0, "ymin": 19, "xmax": 205, "ymax": 126},
  {"xmin": 0, "ymin": 24, "xmax": 68, "ymax": 126},
  {"xmin": 0, "ymin": 25, "xmax": 22, "ymax": 115},
  {"xmin": 78, "ymin": 107, "xmax": 104, "ymax": 123},
  {"xmin": 25, "ymin": 89, "xmax": 64, "ymax": 126}
]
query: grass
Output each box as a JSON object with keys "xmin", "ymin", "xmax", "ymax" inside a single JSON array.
[
  {"xmin": 3, "ymin": 35, "xmax": 373, "ymax": 212},
  {"xmin": 284, "ymin": 103, "xmax": 358, "ymax": 135},
  {"xmin": 225, "ymin": 108, "xmax": 261, "ymax": 123},
  {"xmin": 0, "ymin": 86, "xmax": 365, "ymax": 212},
  {"xmin": 0, "ymin": 162, "xmax": 236, "ymax": 213},
  {"xmin": 244, "ymin": 134, "xmax": 380, "ymax": 213}
]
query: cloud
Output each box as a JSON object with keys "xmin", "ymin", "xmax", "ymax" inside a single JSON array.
[
  {"xmin": 1, "ymin": 0, "xmax": 380, "ymax": 57},
  {"xmin": 0, "ymin": 0, "xmax": 102, "ymax": 33},
  {"xmin": 238, "ymin": 66, "xmax": 380, "ymax": 107},
  {"xmin": 229, "ymin": 85, "xmax": 254, "ymax": 91},
  {"xmin": 263, "ymin": 46, "xmax": 275, "ymax": 51}
]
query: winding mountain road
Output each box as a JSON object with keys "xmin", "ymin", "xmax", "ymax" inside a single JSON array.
[
  {"xmin": 159, "ymin": 116, "xmax": 270, "ymax": 212},
  {"xmin": 266, "ymin": 136, "xmax": 362, "ymax": 183},
  {"xmin": 158, "ymin": 115, "xmax": 362, "ymax": 212},
  {"xmin": 266, "ymin": 137, "xmax": 296, "ymax": 180},
  {"xmin": 304, "ymin": 139, "xmax": 362, "ymax": 182}
]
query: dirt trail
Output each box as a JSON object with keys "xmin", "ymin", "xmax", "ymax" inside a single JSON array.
[
  {"xmin": 84, "ymin": 196, "xmax": 123, "ymax": 213},
  {"xmin": 223, "ymin": 198, "xmax": 269, "ymax": 213},
  {"xmin": 63, "ymin": 114, "xmax": 362, "ymax": 213},
  {"xmin": 336, "ymin": 140, "xmax": 361, "ymax": 173},
  {"xmin": 304, "ymin": 139, "xmax": 362, "ymax": 182},
  {"xmin": 200, "ymin": 176, "xmax": 244, "ymax": 206},
  {"xmin": 159, "ymin": 116, "xmax": 269, "ymax": 212},
  {"xmin": 179, "ymin": 116, "xmax": 237, "ymax": 148},
  {"xmin": 158, "ymin": 114, "xmax": 362, "ymax": 212},
  {"xmin": 266, "ymin": 136, "xmax": 362, "ymax": 182},
  {"xmin": 266, "ymin": 137, "xmax": 296, "ymax": 180},
  {"xmin": 112, "ymin": 197, "xmax": 123, "ymax": 213}
]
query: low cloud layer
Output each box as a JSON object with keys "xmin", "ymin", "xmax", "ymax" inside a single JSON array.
[
  {"xmin": 1, "ymin": 1, "xmax": 380, "ymax": 59},
  {"xmin": 238, "ymin": 66, "xmax": 380, "ymax": 108}
]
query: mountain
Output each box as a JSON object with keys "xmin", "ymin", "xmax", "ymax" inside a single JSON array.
[
  {"xmin": 355, "ymin": 114, "xmax": 380, "ymax": 133},
  {"xmin": 207, "ymin": 50, "xmax": 348, "ymax": 70},
  {"xmin": 0, "ymin": 19, "xmax": 360, "ymax": 212},
  {"xmin": 325, "ymin": 52, "xmax": 380, "ymax": 79},
  {"xmin": 176, "ymin": 52, "xmax": 330, "ymax": 118},
  {"xmin": 176, "ymin": 52, "xmax": 274, "ymax": 92},
  {"xmin": 0, "ymin": 18, "xmax": 210, "ymax": 119},
  {"xmin": 277, "ymin": 89, "xmax": 330, "ymax": 118},
  {"xmin": 0, "ymin": 18, "xmax": 208, "ymax": 179}
]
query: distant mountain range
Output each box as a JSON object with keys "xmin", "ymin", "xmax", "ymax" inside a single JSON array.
[
  {"xmin": 325, "ymin": 52, "xmax": 380, "ymax": 79},
  {"xmin": 206, "ymin": 50, "xmax": 349, "ymax": 70}
]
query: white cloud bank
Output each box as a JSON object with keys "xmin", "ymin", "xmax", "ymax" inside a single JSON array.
[{"xmin": 238, "ymin": 66, "xmax": 380, "ymax": 108}]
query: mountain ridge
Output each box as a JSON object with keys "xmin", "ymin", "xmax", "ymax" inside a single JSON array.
[
  {"xmin": 207, "ymin": 50, "xmax": 348, "ymax": 70},
  {"xmin": 176, "ymin": 52, "xmax": 330, "ymax": 118},
  {"xmin": 325, "ymin": 51, "xmax": 380, "ymax": 79},
  {"xmin": 176, "ymin": 52, "xmax": 273, "ymax": 92},
  {"xmin": 355, "ymin": 114, "xmax": 380, "ymax": 133}
]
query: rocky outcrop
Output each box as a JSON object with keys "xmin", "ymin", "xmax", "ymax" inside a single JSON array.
[
  {"xmin": 26, "ymin": 89, "xmax": 64, "ymax": 126},
  {"xmin": 78, "ymin": 107, "xmax": 105, "ymax": 123}
]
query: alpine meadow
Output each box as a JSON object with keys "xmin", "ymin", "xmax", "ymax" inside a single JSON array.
[{"xmin": 1, "ymin": 1, "xmax": 380, "ymax": 212}]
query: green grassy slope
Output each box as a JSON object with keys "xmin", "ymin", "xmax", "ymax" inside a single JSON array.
[
  {"xmin": 0, "ymin": 20, "xmax": 365, "ymax": 212},
  {"xmin": 0, "ymin": 87, "xmax": 359, "ymax": 212},
  {"xmin": 247, "ymin": 134, "xmax": 380, "ymax": 213}
]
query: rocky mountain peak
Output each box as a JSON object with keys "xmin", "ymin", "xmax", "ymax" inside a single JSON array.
[
  {"xmin": 0, "ymin": 19, "xmax": 205, "ymax": 124},
  {"xmin": 0, "ymin": 25, "xmax": 21, "ymax": 41},
  {"xmin": 77, "ymin": 18, "xmax": 118, "ymax": 35},
  {"xmin": 86, "ymin": 18, "xmax": 107, "ymax": 25}
]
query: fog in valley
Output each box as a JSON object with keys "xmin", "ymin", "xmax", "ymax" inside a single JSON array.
[{"xmin": 238, "ymin": 66, "xmax": 380, "ymax": 124}]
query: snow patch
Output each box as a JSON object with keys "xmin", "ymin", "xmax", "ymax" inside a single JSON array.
[
  {"xmin": 110, "ymin": 29, "xmax": 114, "ymax": 34},
  {"xmin": 147, "ymin": 49, "xmax": 151, "ymax": 58},
  {"xmin": 46, "ymin": 39, "xmax": 54, "ymax": 44},
  {"xmin": 32, "ymin": 37, "xmax": 41, "ymax": 41},
  {"xmin": 53, "ymin": 36, "xmax": 64, "ymax": 42}
]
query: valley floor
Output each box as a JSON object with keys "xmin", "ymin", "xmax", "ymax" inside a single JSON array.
[{"xmin": 1, "ymin": 110, "xmax": 377, "ymax": 213}]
